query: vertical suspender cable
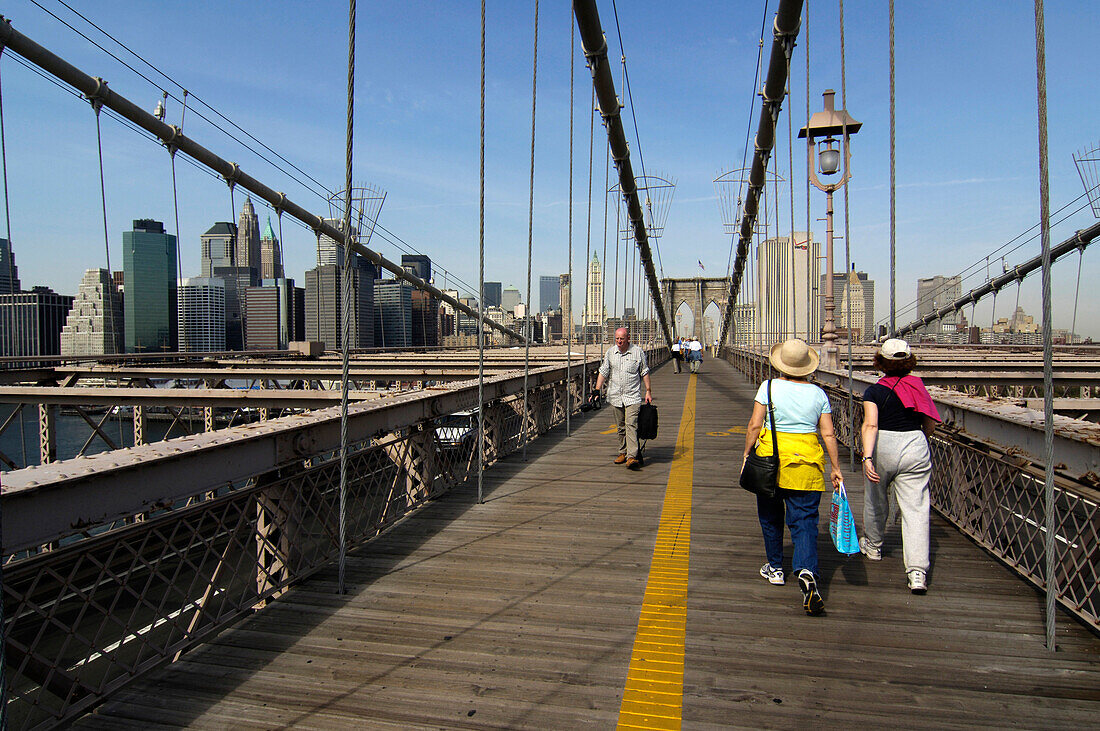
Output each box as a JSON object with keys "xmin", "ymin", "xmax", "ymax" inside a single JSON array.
[
  {"xmin": 613, "ymin": 188, "xmax": 620, "ymax": 319},
  {"xmin": 522, "ymin": 0, "xmax": 539, "ymax": 462},
  {"xmin": 566, "ymin": 11, "xmax": 574, "ymax": 436},
  {"xmin": 336, "ymin": 0, "xmax": 356, "ymax": 595},
  {"xmin": 888, "ymin": 0, "xmax": 896, "ymax": 337},
  {"xmin": 602, "ymin": 140, "xmax": 610, "ymax": 345},
  {"xmin": 0, "ymin": 50, "xmax": 9, "ymax": 721},
  {"xmin": 0, "ymin": 57, "xmax": 28, "ymax": 467},
  {"xmin": 806, "ymin": 0, "xmax": 813, "ymax": 342},
  {"xmin": 1032, "ymin": 0, "xmax": 1056, "ymax": 652},
  {"xmin": 1069, "ymin": 249, "xmax": 1082, "ymax": 340},
  {"xmin": 583, "ymin": 86, "xmax": 595, "ymax": 394},
  {"xmin": 478, "ymin": 0, "xmax": 487, "ymax": 493},
  {"xmin": 787, "ymin": 48, "xmax": 797, "ymax": 339},
  {"xmin": 839, "ymin": 0, "xmax": 855, "ymax": 469}
]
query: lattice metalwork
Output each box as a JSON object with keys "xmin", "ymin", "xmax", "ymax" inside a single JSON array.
[
  {"xmin": 723, "ymin": 346, "xmax": 1100, "ymax": 632},
  {"xmin": 0, "ymin": 351, "xmax": 668, "ymax": 729}
]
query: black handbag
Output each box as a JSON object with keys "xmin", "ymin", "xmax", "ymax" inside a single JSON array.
[
  {"xmin": 637, "ymin": 403, "xmax": 658, "ymax": 440},
  {"xmin": 740, "ymin": 379, "xmax": 780, "ymax": 499}
]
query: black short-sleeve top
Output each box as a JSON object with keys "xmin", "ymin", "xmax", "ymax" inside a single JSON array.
[{"xmin": 864, "ymin": 382, "xmax": 923, "ymax": 432}]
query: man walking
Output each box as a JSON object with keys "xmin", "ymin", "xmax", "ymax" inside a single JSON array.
[
  {"xmin": 595, "ymin": 327, "xmax": 652, "ymax": 469},
  {"xmin": 688, "ymin": 337, "xmax": 704, "ymax": 373},
  {"xmin": 671, "ymin": 338, "xmax": 683, "ymax": 373}
]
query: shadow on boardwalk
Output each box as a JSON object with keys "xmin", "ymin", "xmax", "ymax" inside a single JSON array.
[{"xmin": 76, "ymin": 359, "xmax": 1099, "ymax": 729}]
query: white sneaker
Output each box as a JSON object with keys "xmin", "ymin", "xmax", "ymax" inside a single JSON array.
[
  {"xmin": 907, "ymin": 569, "xmax": 928, "ymax": 594},
  {"xmin": 759, "ymin": 563, "xmax": 785, "ymax": 585},
  {"xmin": 859, "ymin": 537, "xmax": 882, "ymax": 561}
]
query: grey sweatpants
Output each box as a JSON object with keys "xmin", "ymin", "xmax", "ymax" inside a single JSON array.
[
  {"xmin": 613, "ymin": 403, "xmax": 641, "ymax": 459},
  {"xmin": 863, "ymin": 429, "xmax": 932, "ymax": 572}
]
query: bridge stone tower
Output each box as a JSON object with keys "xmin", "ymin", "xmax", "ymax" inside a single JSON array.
[{"xmin": 661, "ymin": 277, "xmax": 730, "ymax": 345}]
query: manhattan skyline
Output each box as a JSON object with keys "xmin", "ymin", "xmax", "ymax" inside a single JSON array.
[{"xmin": 2, "ymin": 1, "xmax": 1098, "ymax": 337}]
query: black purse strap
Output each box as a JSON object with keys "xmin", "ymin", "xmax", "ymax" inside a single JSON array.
[{"xmin": 766, "ymin": 379, "xmax": 779, "ymax": 457}]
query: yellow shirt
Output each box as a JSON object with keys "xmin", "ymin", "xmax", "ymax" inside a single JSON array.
[{"xmin": 754, "ymin": 428, "xmax": 826, "ymax": 492}]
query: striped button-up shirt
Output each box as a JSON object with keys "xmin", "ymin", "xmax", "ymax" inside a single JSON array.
[{"xmin": 598, "ymin": 344, "xmax": 650, "ymax": 407}]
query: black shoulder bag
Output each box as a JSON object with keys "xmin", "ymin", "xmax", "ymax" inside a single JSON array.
[{"xmin": 740, "ymin": 379, "xmax": 780, "ymax": 499}]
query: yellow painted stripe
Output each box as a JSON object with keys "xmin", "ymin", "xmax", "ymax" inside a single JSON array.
[{"xmin": 617, "ymin": 374, "xmax": 696, "ymax": 730}]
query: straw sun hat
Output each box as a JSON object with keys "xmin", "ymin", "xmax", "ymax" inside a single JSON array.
[{"xmin": 769, "ymin": 338, "xmax": 820, "ymax": 377}]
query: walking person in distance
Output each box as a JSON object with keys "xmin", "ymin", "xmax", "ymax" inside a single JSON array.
[
  {"xmin": 859, "ymin": 338, "xmax": 941, "ymax": 594},
  {"xmin": 743, "ymin": 338, "xmax": 843, "ymax": 615},
  {"xmin": 594, "ymin": 327, "xmax": 652, "ymax": 470}
]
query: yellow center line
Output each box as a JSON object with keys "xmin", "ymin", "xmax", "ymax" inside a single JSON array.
[{"xmin": 618, "ymin": 373, "xmax": 696, "ymax": 731}]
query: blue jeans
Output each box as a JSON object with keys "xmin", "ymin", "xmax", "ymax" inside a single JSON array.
[{"xmin": 757, "ymin": 488, "xmax": 823, "ymax": 575}]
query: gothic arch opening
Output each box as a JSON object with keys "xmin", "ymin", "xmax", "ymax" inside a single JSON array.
[
  {"xmin": 703, "ymin": 301, "xmax": 721, "ymax": 346},
  {"xmin": 674, "ymin": 301, "xmax": 694, "ymax": 339}
]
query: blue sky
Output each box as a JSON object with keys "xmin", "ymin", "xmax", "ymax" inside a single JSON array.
[{"xmin": 2, "ymin": 0, "xmax": 1098, "ymax": 337}]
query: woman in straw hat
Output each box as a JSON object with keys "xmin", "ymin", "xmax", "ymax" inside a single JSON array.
[
  {"xmin": 743, "ymin": 338, "xmax": 843, "ymax": 616},
  {"xmin": 859, "ymin": 338, "xmax": 940, "ymax": 594}
]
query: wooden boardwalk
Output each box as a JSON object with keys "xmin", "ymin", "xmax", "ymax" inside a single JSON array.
[{"xmin": 76, "ymin": 358, "xmax": 1099, "ymax": 729}]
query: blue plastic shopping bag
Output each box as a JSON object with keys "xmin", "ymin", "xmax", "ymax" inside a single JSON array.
[{"xmin": 830, "ymin": 483, "xmax": 860, "ymax": 554}]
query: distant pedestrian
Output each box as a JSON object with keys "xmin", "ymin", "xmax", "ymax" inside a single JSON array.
[
  {"xmin": 743, "ymin": 338, "xmax": 843, "ymax": 616},
  {"xmin": 595, "ymin": 327, "xmax": 653, "ymax": 470},
  {"xmin": 859, "ymin": 338, "xmax": 941, "ymax": 594},
  {"xmin": 687, "ymin": 337, "xmax": 704, "ymax": 372},
  {"xmin": 671, "ymin": 338, "xmax": 683, "ymax": 373}
]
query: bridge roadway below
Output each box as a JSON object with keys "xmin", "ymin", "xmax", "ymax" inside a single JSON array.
[{"xmin": 74, "ymin": 357, "xmax": 1099, "ymax": 728}]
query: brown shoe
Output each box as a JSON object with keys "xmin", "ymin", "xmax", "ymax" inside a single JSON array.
[
  {"xmin": 625, "ymin": 457, "xmax": 641, "ymax": 470},
  {"xmin": 614, "ymin": 454, "xmax": 627, "ymax": 465}
]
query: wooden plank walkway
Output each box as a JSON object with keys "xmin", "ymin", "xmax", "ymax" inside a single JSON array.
[{"xmin": 75, "ymin": 357, "xmax": 1100, "ymax": 729}]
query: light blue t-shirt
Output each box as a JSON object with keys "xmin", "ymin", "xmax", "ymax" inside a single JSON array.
[{"xmin": 754, "ymin": 379, "xmax": 831, "ymax": 433}]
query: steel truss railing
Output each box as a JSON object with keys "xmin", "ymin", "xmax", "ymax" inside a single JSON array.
[
  {"xmin": 723, "ymin": 346, "xmax": 1100, "ymax": 634},
  {"xmin": 0, "ymin": 348, "xmax": 667, "ymax": 729}
]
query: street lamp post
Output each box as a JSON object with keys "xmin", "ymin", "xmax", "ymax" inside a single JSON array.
[{"xmin": 799, "ymin": 89, "xmax": 861, "ymax": 369}]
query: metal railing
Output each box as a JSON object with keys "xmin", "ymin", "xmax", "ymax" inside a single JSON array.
[
  {"xmin": 723, "ymin": 345, "xmax": 1100, "ymax": 633},
  {"xmin": 0, "ymin": 347, "xmax": 666, "ymax": 729}
]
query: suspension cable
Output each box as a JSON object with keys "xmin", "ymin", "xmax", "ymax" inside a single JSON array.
[
  {"xmin": 521, "ymin": 0, "xmax": 539, "ymax": 462},
  {"xmin": 806, "ymin": 0, "xmax": 813, "ymax": 341},
  {"xmin": 888, "ymin": 0, "xmax": 896, "ymax": 337},
  {"xmin": 1033, "ymin": 0, "xmax": 1056, "ymax": 653},
  {"xmin": 336, "ymin": 0, "xmax": 356, "ymax": 596},
  {"xmin": 839, "ymin": 0, "xmax": 855, "ymax": 468},
  {"xmin": 601, "ymin": 139, "xmax": 610, "ymax": 346},
  {"xmin": 478, "ymin": 0, "xmax": 486, "ymax": 499},
  {"xmin": 583, "ymin": 85, "xmax": 595, "ymax": 391},
  {"xmin": 1070, "ymin": 247, "xmax": 1083, "ymax": 341},
  {"xmin": 566, "ymin": 10, "xmax": 574, "ymax": 436}
]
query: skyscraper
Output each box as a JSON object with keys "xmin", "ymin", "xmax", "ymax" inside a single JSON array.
[
  {"xmin": 259, "ymin": 217, "xmax": 284, "ymax": 280},
  {"xmin": 236, "ymin": 197, "xmax": 261, "ymax": 285},
  {"xmin": 756, "ymin": 232, "xmax": 818, "ymax": 341},
  {"xmin": 917, "ymin": 274, "xmax": 962, "ymax": 332},
  {"xmin": 559, "ymin": 274, "xmax": 572, "ymax": 341},
  {"xmin": 374, "ymin": 279, "xmax": 414, "ymax": 348},
  {"xmin": 178, "ymin": 278, "xmax": 225, "ymax": 352},
  {"xmin": 501, "ymin": 286, "xmax": 521, "ymax": 312},
  {"xmin": 304, "ymin": 259, "xmax": 375, "ymax": 350},
  {"xmin": 0, "ymin": 287, "xmax": 73, "ymax": 361},
  {"xmin": 585, "ymin": 253, "xmax": 604, "ymax": 326},
  {"xmin": 824, "ymin": 267, "xmax": 875, "ymax": 342},
  {"xmin": 401, "ymin": 254, "xmax": 432, "ymax": 284},
  {"xmin": 60, "ymin": 269, "xmax": 123, "ymax": 356},
  {"xmin": 483, "ymin": 281, "xmax": 502, "ymax": 308},
  {"xmin": 0, "ymin": 237, "xmax": 21, "ymax": 295},
  {"xmin": 539, "ymin": 275, "xmax": 559, "ymax": 312},
  {"xmin": 200, "ymin": 222, "xmax": 236, "ymax": 276},
  {"xmin": 244, "ymin": 279, "xmax": 303, "ymax": 351},
  {"xmin": 401, "ymin": 255, "xmax": 437, "ymax": 346},
  {"xmin": 124, "ymin": 219, "xmax": 177, "ymax": 353},
  {"xmin": 317, "ymin": 218, "xmax": 347, "ymax": 267}
]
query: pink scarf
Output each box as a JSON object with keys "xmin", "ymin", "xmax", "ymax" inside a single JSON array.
[{"xmin": 877, "ymin": 375, "xmax": 941, "ymax": 422}]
